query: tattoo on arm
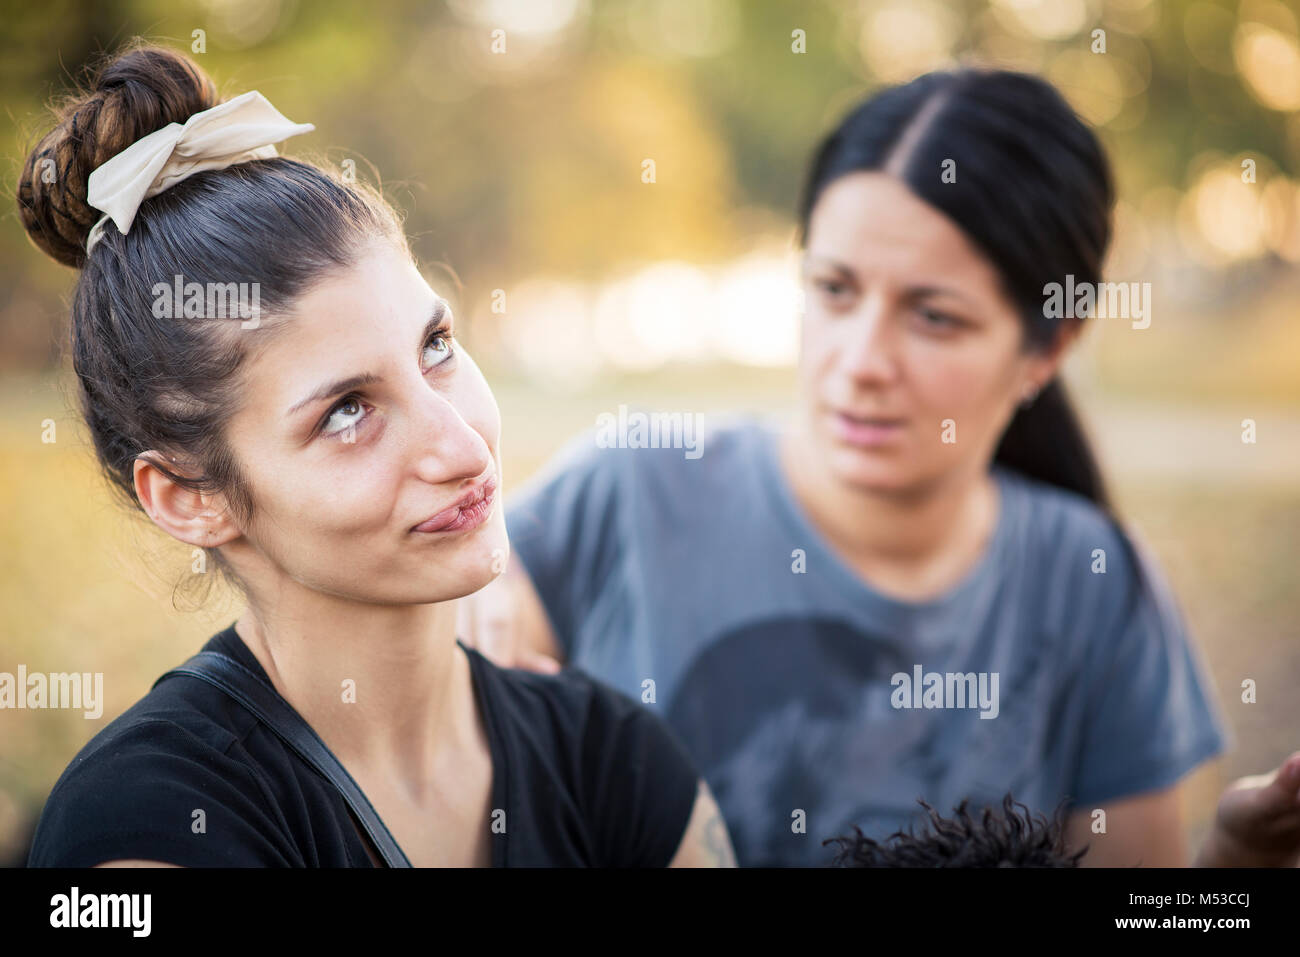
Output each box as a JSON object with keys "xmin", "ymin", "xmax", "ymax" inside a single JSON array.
[{"xmin": 703, "ymin": 809, "xmax": 736, "ymax": 867}]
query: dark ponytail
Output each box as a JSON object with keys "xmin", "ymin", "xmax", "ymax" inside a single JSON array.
[
  {"xmin": 994, "ymin": 379, "xmax": 1108, "ymax": 506},
  {"xmin": 797, "ymin": 68, "xmax": 1114, "ymax": 511}
]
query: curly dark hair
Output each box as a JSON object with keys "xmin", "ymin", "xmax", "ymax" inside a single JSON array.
[{"xmin": 825, "ymin": 794, "xmax": 1087, "ymax": 868}]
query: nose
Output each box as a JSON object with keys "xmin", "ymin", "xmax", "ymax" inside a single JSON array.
[
  {"xmin": 408, "ymin": 385, "xmax": 493, "ymax": 488},
  {"xmin": 839, "ymin": 291, "xmax": 901, "ymax": 386}
]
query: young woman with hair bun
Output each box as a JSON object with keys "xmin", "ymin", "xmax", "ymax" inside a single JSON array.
[{"xmin": 19, "ymin": 41, "xmax": 734, "ymax": 869}]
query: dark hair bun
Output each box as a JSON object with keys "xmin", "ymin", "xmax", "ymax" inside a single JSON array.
[{"xmin": 17, "ymin": 43, "xmax": 219, "ymax": 268}]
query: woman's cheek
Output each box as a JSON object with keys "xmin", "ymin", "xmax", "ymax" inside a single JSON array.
[
  {"xmin": 911, "ymin": 343, "xmax": 985, "ymax": 411},
  {"xmin": 803, "ymin": 314, "xmax": 844, "ymax": 363},
  {"xmin": 297, "ymin": 456, "xmax": 399, "ymax": 538},
  {"xmin": 453, "ymin": 351, "xmax": 502, "ymax": 453},
  {"xmin": 794, "ymin": 333, "xmax": 840, "ymax": 398},
  {"xmin": 934, "ymin": 370, "xmax": 1017, "ymax": 455}
]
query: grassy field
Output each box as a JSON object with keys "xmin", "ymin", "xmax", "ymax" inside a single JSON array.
[{"xmin": 1, "ymin": 363, "xmax": 1296, "ymax": 866}]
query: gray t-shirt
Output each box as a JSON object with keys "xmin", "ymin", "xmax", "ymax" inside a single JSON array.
[{"xmin": 506, "ymin": 417, "xmax": 1231, "ymax": 866}]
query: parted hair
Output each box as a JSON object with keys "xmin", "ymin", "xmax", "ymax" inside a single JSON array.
[{"xmin": 798, "ymin": 69, "xmax": 1115, "ymax": 511}]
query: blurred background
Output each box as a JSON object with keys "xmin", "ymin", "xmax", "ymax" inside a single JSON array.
[{"xmin": 1, "ymin": 0, "xmax": 1297, "ymax": 864}]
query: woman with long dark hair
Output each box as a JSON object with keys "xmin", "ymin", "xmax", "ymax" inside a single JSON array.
[{"xmin": 471, "ymin": 68, "xmax": 1299, "ymax": 867}]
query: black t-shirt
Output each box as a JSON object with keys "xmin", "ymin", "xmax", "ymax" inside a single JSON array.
[{"xmin": 28, "ymin": 623, "xmax": 699, "ymax": 867}]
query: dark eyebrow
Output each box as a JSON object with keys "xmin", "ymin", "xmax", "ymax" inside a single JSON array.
[
  {"xmin": 805, "ymin": 258, "xmax": 974, "ymax": 305},
  {"xmin": 804, "ymin": 256, "xmax": 855, "ymax": 278},
  {"xmin": 285, "ymin": 299, "xmax": 450, "ymax": 418},
  {"xmin": 905, "ymin": 285, "xmax": 975, "ymax": 305}
]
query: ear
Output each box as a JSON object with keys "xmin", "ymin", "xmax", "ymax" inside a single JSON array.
[
  {"xmin": 1026, "ymin": 319, "xmax": 1082, "ymax": 388},
  {"xmin": 133, "ymin": 453, "xmax": 242, "ymax": 549}
]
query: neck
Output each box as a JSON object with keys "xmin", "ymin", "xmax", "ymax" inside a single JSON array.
[
  {"xmin": 232, "ymin": 593, "xmax": 468, "ymax": 801},
  {"xmin": 779, "ymin": 427, "xmax": 998, "ymax": 600}
]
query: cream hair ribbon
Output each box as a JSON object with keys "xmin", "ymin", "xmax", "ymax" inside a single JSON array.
[{"xmin": 84, "ymin": 90, "xmax": 314, "ymax": 254}]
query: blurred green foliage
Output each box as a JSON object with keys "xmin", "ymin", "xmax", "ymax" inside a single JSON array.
[{"xmin": 3, "ymin": 0, "xmax": 1300, "ymax": 374}]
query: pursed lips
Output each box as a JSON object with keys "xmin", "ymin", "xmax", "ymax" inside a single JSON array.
[{"xmin": 410, "ymin": 475, "xmax": 497, "ymax": 533}]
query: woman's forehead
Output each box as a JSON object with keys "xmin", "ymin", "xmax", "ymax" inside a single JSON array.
[{"xmin": 808, "ymin": 175, "xmax": 1002, "ymax": 289}]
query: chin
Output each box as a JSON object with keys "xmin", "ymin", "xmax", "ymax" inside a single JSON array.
[
  {"xmin": 824, "ymin": 444, "xmax": 919, "ymax": 494},
  {"xmin": 436, "ymin": 574, "xmax": 498, "ymax": 603},
  {"xmin": 411, "ymin": 561, "xmax": 502, "ymax": 604},
  {"xmin": 452, "ymin": 517, "xmax": 507, "ymax": 566},
  {"xmin": 397, "ymin": 517, "xmax": 509, "ymax": 603}
]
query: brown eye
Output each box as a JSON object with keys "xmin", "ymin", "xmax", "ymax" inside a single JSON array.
[{"xmin": 322, "ymin": 395, "xmax": 366, "ymax": 437}]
